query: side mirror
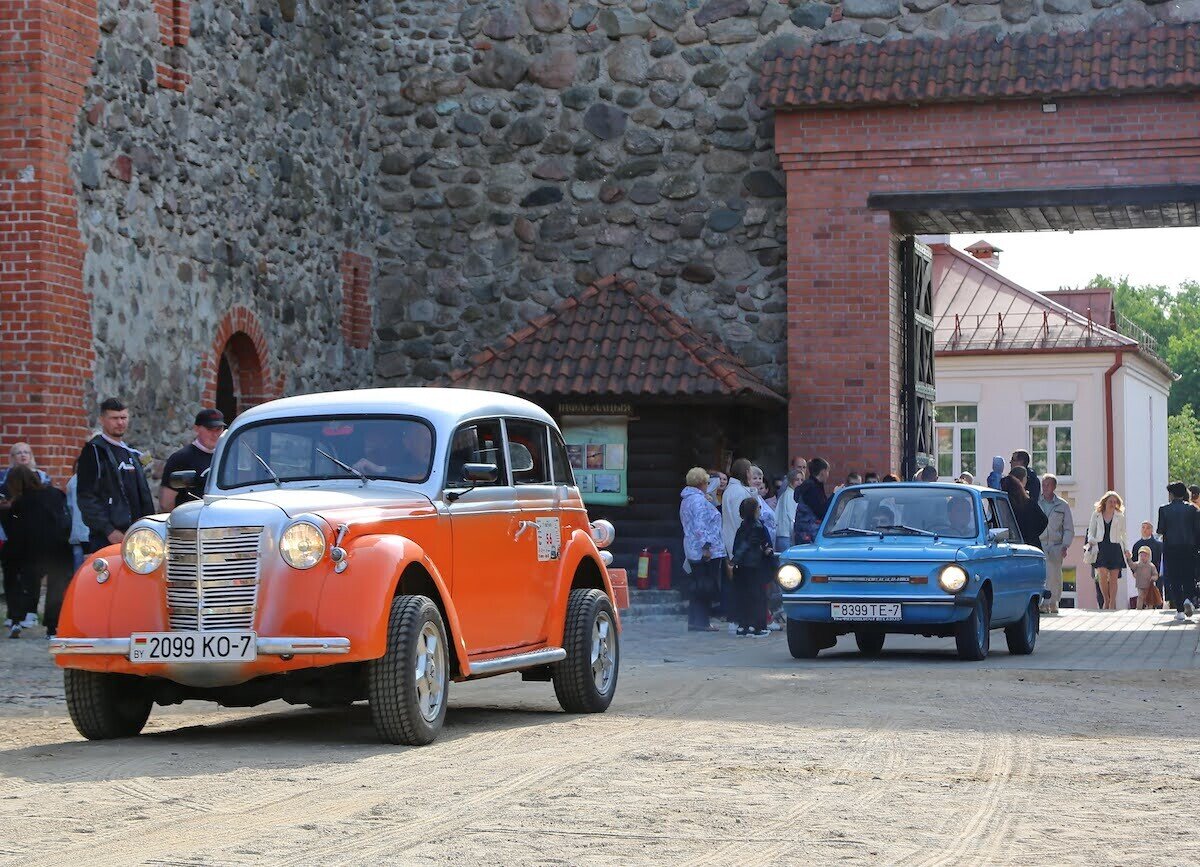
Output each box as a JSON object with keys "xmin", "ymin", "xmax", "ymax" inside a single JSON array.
[
  {"xmin": 507, "ymin": 443, "xmax": 535, "ymax": 474},
  {"xmin": 462, "ymin": 463, "xmax": 499, "ymax": 484},
  {"xmin": 987, "ymin": 527, "xmax": 1010, "ymax": 545},
  {"xmin": 167, "ymin": 470, "xmax": 198, "ymax": 491}
]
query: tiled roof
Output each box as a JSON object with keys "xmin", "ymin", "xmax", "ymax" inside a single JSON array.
[
  {"xmin": 932, "ymin": 243, "xmax": 1139, "ymax": 355},
  {"xmin": 446, "ymin": 276, "xmax": 785, "ymax": 404},
  {"xmin": 758, "ymin": 23, "xmax": 1200, "ymax": 109}
]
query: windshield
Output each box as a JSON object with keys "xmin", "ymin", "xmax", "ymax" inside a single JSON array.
[
  {"xmin": 217, "ymin": 416, "xmax": 435, "ymax": 489},
  {"xmin": 825, "ymin": 487, "xmax": 979, "ymax": 539}
]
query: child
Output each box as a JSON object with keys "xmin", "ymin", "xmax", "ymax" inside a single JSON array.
[
  {"xmin": 732, "ymin": 497, "xmax": 775, "ymax": 638},
  {"xmin": 1132, "ymin": 547, "xmax": 1160, "ymax": 610}
]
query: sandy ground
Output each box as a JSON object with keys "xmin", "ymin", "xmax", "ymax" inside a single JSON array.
[{"xmin": 1, "ymin": 612, "xmax": 1198, "ymax": 866}]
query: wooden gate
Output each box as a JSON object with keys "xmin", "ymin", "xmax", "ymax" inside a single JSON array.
[{"xmin": 900, "ymin": 237, "xmax": 936, "ymax": 479}]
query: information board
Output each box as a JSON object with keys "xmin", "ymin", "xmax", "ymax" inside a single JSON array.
[{"xmin": 561, "ymin": 415, "xmax": 628, "ymax": 506}]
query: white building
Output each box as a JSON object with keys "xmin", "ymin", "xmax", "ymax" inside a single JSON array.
[{"xmin": 932, "ymin": 241, "xmax": 1174, "ymax": 609}]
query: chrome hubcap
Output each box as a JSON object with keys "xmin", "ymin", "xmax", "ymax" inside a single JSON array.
[
  {"xmin": 591, "ymin": 611, "xmax": 616, "ymax": 695},
  {"xmin": 414, "ymin": 623, "xmax": 446, "ymax": 722}
]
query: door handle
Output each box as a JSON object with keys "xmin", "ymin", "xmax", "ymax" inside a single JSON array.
[{"xmin": 514, "ymin": 520, "xmax": 536, "ymax": 540}]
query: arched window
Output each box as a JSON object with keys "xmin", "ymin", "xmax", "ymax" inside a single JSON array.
[{"xmin": 214, "ymin": 331, "xmax": 266, "ymax": 422}]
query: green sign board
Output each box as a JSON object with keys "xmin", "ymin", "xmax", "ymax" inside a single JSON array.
[{"xmin": 561, "ymin": 415, "xmax": 628, "ymax": 506}]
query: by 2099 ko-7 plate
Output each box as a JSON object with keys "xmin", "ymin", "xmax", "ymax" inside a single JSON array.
[{"xmin": 129, "ymin": 631, "xmax": 257, "ymax": 663}]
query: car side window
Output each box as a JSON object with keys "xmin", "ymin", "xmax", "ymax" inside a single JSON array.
[
  {"xmin": 549, "ymin": 429, "xmax": 575, "ymax": 487},
  {"xmin": 447, "ymin": 419, "xmax": 507, "ymax": 486},
  {"xmin": 504, "ymin": 420, "xmax": 551, "ymax": 485},
  {"xmin": 981, "ymin": 497, "xmax": 1003, "ymax": 530},
  {"xmin": 994, "ymin": 496, "xmax": 1024, "ymax": 543}
]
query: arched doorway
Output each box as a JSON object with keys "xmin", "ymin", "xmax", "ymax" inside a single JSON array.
[{"xmin": 214, "ymin": 331, "xmax": 266, "ymax": 422}]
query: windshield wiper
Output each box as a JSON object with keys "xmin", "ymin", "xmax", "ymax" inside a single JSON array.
[
  {"xmin": 242, "ymin": 442, "xmax": 281, "ymax": 488},
  {"xmin": 877, "ymin": 524, "xmax": 938, "ymax": 538},
  {"xmin": 826, "ymin": 527, "xmax": 879, "ymax": 537},
  {"xmin": 317, "ymin": 448, "xmax": 368, "ymax": 487}
]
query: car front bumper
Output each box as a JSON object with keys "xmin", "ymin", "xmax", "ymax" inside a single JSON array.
[
  {"xmin": 49, "ymin": 636, "xmax": 351, "ymax": 656},
  {"xmin": 781, "ymin": 593, "xmax": 973, "ymax": 625}
]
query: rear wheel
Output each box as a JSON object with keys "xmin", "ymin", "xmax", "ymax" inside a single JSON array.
[
  {"xmin": 955, "ymin": 593, "xmax": 991, "ymax": 661},
  {"xmin": 1004, "ymin": 598, "xmax": 1040, "ymax": 655},
  {"xmin": 786, "ymin": 620, "xmax": 822, "ymax": 658},
  {"xmin": 554, "ymin": 589, "xmax": 619, "ymax": 713},
  {"xmin": 368, "ymin": 595, "xmax": 449, "ymax": 745},
  {"xmin": 64, "ymin": 669, "xmax": 152, "ymax": 740},
  {"xmin": 855, "ymin": 631, "xmax": 886, "ymax": 656}
]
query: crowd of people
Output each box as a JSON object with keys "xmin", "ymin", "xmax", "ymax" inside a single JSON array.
[{"xmin": 0, "ymin": 398, "xmax": 225, "ymax": 639}]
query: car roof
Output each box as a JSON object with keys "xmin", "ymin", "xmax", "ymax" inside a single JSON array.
[
  {"xmin": 841, "ymin": 482, "xmax": 989, "ymax": 493},
  {"xmin": 230, "ymin": 387, "xmax": 556, "ymax": 431}
]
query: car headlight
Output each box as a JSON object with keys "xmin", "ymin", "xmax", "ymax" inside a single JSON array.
[
  {"xmin": 123, "ymin": 527, "xmax": 165, "ymax": 574},
  {"xmin": 777, "ymin": 564, "xmax": 804, "ymax": 590},
  {"xmin": 280, "ymin": 521, "xmax": 326, "ymax": 569},
  {"xmin": 938, "ymin": 564, "xmax": 969, "ymax": 593}
]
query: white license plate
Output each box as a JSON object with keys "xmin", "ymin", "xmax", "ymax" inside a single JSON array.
[
  {"xmin": 129, "ymin": 631, "xmax": 257, "ymax": 663},
  {"xmin": 831, "ymin": 603, "xmax": 902, "ymax": 621}
]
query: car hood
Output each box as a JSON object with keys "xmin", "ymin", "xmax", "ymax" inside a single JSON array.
[
  {"xmin": 169, "ymin": 484, "xmax": 435, "ymax": 528},
  {"xmin": 782, "ymin": 536, "xmax": 971, "ymax": 563}
]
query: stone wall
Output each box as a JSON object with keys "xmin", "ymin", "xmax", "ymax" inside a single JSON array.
[
  {"xmin": 364, "ymin": 0, "xmax": 1179, "ymax": 395},
  {"xmin": 74, "ymin": 0, "xmax": 378, "ymax": 467}
]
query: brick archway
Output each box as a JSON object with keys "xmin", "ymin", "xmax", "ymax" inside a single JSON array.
[
  {"xmin": 202, "ymin": 307, "xmax": 280, "ymax": 419},
  {"xmin": 761, "ymin": 23, "xmax": 1200, "ymax": 477}
]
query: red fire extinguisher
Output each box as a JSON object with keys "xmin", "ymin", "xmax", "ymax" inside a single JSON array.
[
  {"xmin": 636, "ymin": 547, "xmax": 651, "ymax": 590},
  {"xmin": 657, "ymin": 548, "xmax": 672, "ymax": 590}
]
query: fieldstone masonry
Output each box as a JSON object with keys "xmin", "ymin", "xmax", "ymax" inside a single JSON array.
[{"xmin": 6, "ymin": 0, "xmax": 1194, "ymax": 479}]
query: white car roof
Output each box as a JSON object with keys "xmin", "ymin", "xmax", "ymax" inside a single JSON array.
[{"xmin": 230, "ymin": 387, "xmax": 556, "ymax": 432}]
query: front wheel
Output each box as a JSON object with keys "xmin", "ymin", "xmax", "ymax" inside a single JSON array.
[
  {"xmin": 955, "ymin": 593, "xmax": 991, "ymax": 661},
  {"xmin": 855, "ymin": 631, "xmax": 886, "ymax": 656},
  {"xmin": 786, "ymin": 619, "xmax": 823, "ymax": 658},
  {"xmin": 1004, "ymin": 598, "xmax": 1039, "ymax": 655},
  {"xmin": 64, "ymin": 669, "xmax": 152, "ymax": 740},
  {"xmin": 554, "ymin": 589, "xmax": 619, "ymax": 713},
  {"xmin": 368, "ymin": 595, "xmax": 450, "ymax": 745}
]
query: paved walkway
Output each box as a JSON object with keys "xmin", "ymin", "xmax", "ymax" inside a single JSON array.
[{"xmin": 624, "ymin": 608, "xmax": 1200, "ymax": 672}]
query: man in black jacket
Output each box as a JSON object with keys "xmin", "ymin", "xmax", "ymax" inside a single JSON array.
[
  {"xmin": 1156, "ymin": 481, "xmax": 1199, "ymax": 621},
  {"xmin": 795, "ymin": 457, "xmax": 831, "ymax": 521},
  {"xmin": 76, "ymin": 398, "xmax": 155, "ymax": 554}
]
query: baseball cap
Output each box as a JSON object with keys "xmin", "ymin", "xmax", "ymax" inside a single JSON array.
[{"xmin": 194, "ymin": 408, "xmax": 227, "ymax": 429}]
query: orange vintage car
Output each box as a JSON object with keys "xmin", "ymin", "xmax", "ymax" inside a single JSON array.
[{"xmin": 51, "ymin": 388, "xmax": 623, "ymax": 745}]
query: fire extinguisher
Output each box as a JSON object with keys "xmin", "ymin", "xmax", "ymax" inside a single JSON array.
[
  {"xmin": 636, "ymin": 547, "xmax": 651, "ymax": 590},
  {"xmin": 657, "ymin": 548, "xmax": 672, "ymax": 590}
]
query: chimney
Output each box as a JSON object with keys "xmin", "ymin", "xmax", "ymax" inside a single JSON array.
[{"xmin": 964, "ymin": 239, "xmax": 1002, "ymax": 269}]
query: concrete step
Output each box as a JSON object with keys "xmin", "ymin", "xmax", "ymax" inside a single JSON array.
[
  {"xmin": 621, "ymin": 602, "xmax": 688, "ymax": 619},
  {"xmin": 627, "ymin": 588, "xmax": 686, "ymax": 605}
]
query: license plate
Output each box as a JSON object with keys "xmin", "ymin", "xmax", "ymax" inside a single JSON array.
[
  {"xmin": 831, "ymin": 603, "xmax": 902, "ymax": 621},
  {"xmin": 129, "ymin": 631, "xmax": 257, "ymax": 663}
]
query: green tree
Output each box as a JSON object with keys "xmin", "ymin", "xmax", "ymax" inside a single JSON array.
[
  {"xmin": 1105, "ymin": 275, "xmax": 1200, "ymax": 414},
  {"xmin": 1168, "ymin": 405, "xmax": 1200, "ymax": 484}
]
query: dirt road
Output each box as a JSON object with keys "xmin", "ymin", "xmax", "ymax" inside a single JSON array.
[{"xmin": 2, "ymin": 612, "xmax": 1198, "ymax": 865}]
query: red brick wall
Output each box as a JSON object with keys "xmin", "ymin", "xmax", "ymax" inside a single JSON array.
[
  {"xmin": 776, "ymin": 91, "xmax": 1200, "ymax": 478},
  {"xmin": 0, "ymin": 0, "xmax": 98, "ymax": 484},
  {"xmin": 153, "ymin": 0, "xmax": 188, "ymax": 91},
  {"xmin": 340, "ymin": 251, "xmax": 372, "ymax": 351}
]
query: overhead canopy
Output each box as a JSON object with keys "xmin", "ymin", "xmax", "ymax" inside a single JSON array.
[{"xmin": 447, "ymin": 276, "xmax": 785, "ymax": 406}]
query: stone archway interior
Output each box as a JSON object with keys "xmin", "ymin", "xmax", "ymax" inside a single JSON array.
[{"xmin": 215, "ymin": 331, "xmax": 265, "ymax": 421}]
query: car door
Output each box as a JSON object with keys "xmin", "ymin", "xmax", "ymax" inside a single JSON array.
[
  {"xmin": 503, "ymin": 418, "xmax": 559, "ymax": 645},
  {"xmin": 444, "ymin": 418, "xmax": 525, "ymax": 654},
  {"xmin": 989, "ymin": 494, "xmax": 1030, "ymax": 624}
]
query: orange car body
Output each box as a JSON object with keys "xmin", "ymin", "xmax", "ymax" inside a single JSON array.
[{"xmin": 52, "ymin": 389, "xmax": 620, "ymax": 690}]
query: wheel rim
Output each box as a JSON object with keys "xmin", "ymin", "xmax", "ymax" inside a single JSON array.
[
  {"xmin": 1026, "ymin": 602, "xmax": 1038, "ymax": 644},
  {"xmin": 975, "ymin": 602, "xmax": 987, "ymax": 653},
  {"xmin": 591, "ymin": 611, "xmax": 616, "ymax": 695},
  {"xmin": 414, "ymin": 623, "xmax": 446, "ymax": 722}
]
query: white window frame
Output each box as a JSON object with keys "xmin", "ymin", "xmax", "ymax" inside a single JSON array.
[
  {"xmin": 1027, "ymin": 402, "xmax": 1075, "ymax": 482},
  {"xmin": 935, "ymin": 404, "xmax": 978, "ymax": 481}
]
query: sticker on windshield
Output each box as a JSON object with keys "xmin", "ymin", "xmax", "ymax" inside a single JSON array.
[{"xmin": 536, "ymin": 518, "xmax": 560, "ymax": 562}]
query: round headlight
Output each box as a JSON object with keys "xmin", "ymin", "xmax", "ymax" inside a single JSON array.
[
  {"xmin": 938, "ymin": 564, "xmax": 969, "ymax": 594},
  {"xmin": 280, "ymin": 522, "xmax": 326, "ymax": 570},
  {"xmin": 123, "ymin": 527, "xmax": 165, "ymax": 574},
  {"xmin": 777, "ymin": 564, "xmax": 804, "ymax": 590}
]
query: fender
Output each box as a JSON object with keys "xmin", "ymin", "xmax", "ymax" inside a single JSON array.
[
  {"xmin": 540, "ymin": 528, "xmax": 619, "ymax": 647},
  {"xmin": 317, "ymin": 533, "xmax": 472, "ymax": 677}
]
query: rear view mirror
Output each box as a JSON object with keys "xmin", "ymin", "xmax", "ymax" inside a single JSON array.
[
  {"xmin": 987, "ymin": 527, "xmax": 1010, "ymax": 544},
  {"xmin": 507, "ymin": 443, "xmax": 535, "ymax": 474},
  {"xmin": 167, "ymin": 470, "xmax": 198, "ymax": 491},
  {"xmin": 463, "ymin": 463, "xmax": 499, "ymax": 484}
]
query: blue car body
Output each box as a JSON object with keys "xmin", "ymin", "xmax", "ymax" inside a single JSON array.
[{"xmin": 779, "ymin": 483, "xmax": 1046, "ymax": 659}]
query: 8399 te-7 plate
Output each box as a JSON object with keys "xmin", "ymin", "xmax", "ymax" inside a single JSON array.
[
  {"xmin": 129, "ymin": 631, "xmax": 257, "ymax": 663},
  {"xmin": 831, "ymin": 603, "xmax": 902, "ymax": 621}
]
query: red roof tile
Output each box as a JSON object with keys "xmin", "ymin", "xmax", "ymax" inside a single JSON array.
[
  {"xmin": 446, "ymin": 276, "xmax": 785, "ymax": 404},
  {"xmin": 758, "ymin": 23, "xmax": 1200, "ymax": 109}
]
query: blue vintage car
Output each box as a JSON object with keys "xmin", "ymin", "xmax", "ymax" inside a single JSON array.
[{"xmin": 776, "ymin": 483, "xmax": 1047, "ymax": 660}]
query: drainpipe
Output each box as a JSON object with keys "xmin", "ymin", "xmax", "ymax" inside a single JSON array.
[{"xmin": 1103, "ymin": 349, "xmax": 1126, "ymax": 491}]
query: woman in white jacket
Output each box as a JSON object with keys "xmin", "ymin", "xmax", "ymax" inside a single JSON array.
[
  {"xmin": 1086, "ymin": 491, "xmax": 1129, "ymax": 610},
  {"xmin": 774, "ymin": 468, "xmax": 803, "ymax": 550}
]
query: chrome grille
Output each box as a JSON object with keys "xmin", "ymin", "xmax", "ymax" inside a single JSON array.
[{"xmin": 166, "ymin": 526, "xmax": 263, "ymax": 631}]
